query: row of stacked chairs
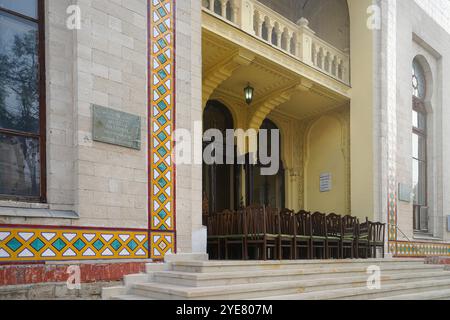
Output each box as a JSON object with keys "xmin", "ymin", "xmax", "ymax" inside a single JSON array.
[{"xmin": 207, "ymin": 206, "xmax": 386, "ymax": 260}]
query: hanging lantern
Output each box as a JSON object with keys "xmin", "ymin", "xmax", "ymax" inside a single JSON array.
[{"xmin": 244, "ymin": 83, "xmax": 254, "ymax": 105}]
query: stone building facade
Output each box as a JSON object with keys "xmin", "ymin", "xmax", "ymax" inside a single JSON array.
[{"xmin": 0, "ymin": 0, "xmax": 450, "ymax": 294}]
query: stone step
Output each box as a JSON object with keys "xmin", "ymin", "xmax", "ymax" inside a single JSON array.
[
  {"xmin": 112, "ymin": 295, "xmax": 154, "ymax": 300},
  {"xmin": 154, "ymin": 265, "xmax": 445, "ymax": 287},
  {"xmin": 258, "ymin": 278, "xmax": 450, "ymax": 300},
  {"xmin": 129, "ymin": 271, "xmax": 450, "ymax": 300},
  {"xmin": 374, "ymin": 289, "xmax": 450, "ymax": 300},
  {"xmin": 170, "ymin": 259, "xmax": 425, "ymax": 273}
]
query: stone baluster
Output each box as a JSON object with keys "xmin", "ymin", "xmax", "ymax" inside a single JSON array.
[
  {"xmin": 256, "ymin": 17, "xmax": 263, "ymax": 37},
  {"xmin": 296, "ymin": 17, "xmax": 315, "ymax": 65},
  {"xmin": 267, "ymin": 22, "xmax": 273, "ymax": 43},
  {"xmin": 275, "ymin": 28, "xmax": 282, "ymax": 47},
  {"xmin": 286, "ymin": 31, "xmax": 292, "ymax": 53},
  {"xmin": 231, "ymin": 0, "xmax": 239, "ymax": 24},
  {"xmin": 311, "ymin": 43, "xmax": 317, "ymax": 65},
  {"xmin": 334, "ymin": 57, "xmax": 340, "ymax": 77},
  {"xmin": 290, "ymin": 34, "xmax": 297, "ymax": 55},
  {"xmin": 221, "ymin": 0, "xmax": 227, "ymax": 18},
  {"xmin": 209, "ymin": 0, "xmax": 215, "ymax": 12}
]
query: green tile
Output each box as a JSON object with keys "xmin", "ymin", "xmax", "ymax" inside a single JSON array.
[
  {"xmin": 6, "ymin": 238, "xmax": 22, "ymax": 252},
  {"xmin": 52, "ymin": 239, "xmax": 67, "ymax": 252}
]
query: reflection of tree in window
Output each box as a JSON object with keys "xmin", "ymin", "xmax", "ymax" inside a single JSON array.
[
  {"xmin": 0, "ymin": 30, "xmax": 39, "ymax": 133},
  {"xmin": 0, "ymin": 1, "xmax": 43, "ymax": 200}
]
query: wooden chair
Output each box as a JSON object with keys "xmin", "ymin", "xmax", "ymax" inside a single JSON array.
[
  {"xmin": 207, "ymin": 213, "xmax": 220, "ymax": 260},
  {"xmin": 357, "ymin": 218, "xmax": 370, "ymax": 258},
  {"xmin": 369, "ymin": 222, "xmax": 385, "ymax": 258},
  {"xmin": 278, "ymin": 209, "xmax": 295, "ymax": 260},
  {"xmin": 245, "ymin": 206, "xmax": 278, "ymax": 260},
  {"xmin": 326, "ymin": 213, "xmax": 342, "ymax": 259},
  {"xmin": 341, "ymin": 215, "xmax": 358, "ymax": 259},
  {"xmin": 223, "ymin": 210, "xmax": 246, "ymax": 260},
  {"xmin": 265, "ymin": 206, "xmax": 281, "ymax": 260},
  {"xmin": 311, "ymin": 212, "xmax": 327, "ymax": 259},
  {"xmin": 294, "ymin": 210, "xmax": 312, "ymax": 259}
]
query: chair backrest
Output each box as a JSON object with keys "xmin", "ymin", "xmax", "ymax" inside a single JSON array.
[
  {"xmin": 326, "ymin": 213, "xmax": 342, "ymax": 237},
  {"xmin": 311, "ymin": 212, "xmax": 327, "ymax": 237},
  {"xmin": 218, "ymin": 210, "xmax": 234, "ymax": 236},
  {"xmin": 207, "ymin": 214, "xmax": 218, "ymax": 237},
  {"xmin": 265, "ymin": 206, "xmax": 280, "ymax": 235},
  {"xmin": 245, "ymin": 205, "xmax": 266, "ymax": 238},
  {"xmin": 358, "ymin": 217, "xmax": 370, "ymax": 238},
  {"xmin": 279, "ymin": 209, "xmax": 295, "ymax": 236},
  {"xmin": 342, "ymin": 215, "xmax": 358, "ymax": 238},
  {"xmin": 296, "ymin": 210, "xmax": 311, "ymax": 237},
  {"xmin": 369, "ymin": 222, "xmax": 386, "ymax": 243}
]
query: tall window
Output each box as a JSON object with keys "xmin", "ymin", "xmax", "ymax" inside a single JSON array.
[
  {"xmin": 0, "ymin": 0, "xmax": 45, "ymax": 201},
  {"xmin": 412, "ymin": 58, "xmax": 428, "ymax": 232},
  {"xmin": 202, "ymin": 101, "xmax": 239, "ymax": 219}
]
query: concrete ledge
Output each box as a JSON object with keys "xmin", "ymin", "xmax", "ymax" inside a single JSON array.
[
  {"xmin": 0, "ymin": 206, "xmax": 79, "ymax": 219},
  {"xmin": 0, "ymin": 281, "xmax": 121, "ymax": 300},
  {"xmin": 164, "ymin": 253, "xmax": 209, "ymax": 263},
  {"xmin": 101, "ymin": 286, "xmax": 127, "ymax": 300}
]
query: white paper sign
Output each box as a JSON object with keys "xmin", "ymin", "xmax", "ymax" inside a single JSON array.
[{"xmin": 320, "ymin": 173, "xmax": 332, "ymax": 192}]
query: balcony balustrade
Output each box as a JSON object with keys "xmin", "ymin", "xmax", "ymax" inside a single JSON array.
[{"xmin": 202, "ymin": 0, "xmax": 351, "ymax": 85}]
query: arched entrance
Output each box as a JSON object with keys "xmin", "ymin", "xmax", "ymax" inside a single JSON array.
[{"xmin": 202, "ymin": 100, "xmax": 241, "ymax": 224}]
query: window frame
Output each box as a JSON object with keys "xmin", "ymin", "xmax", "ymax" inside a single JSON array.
[
  {"xmin": 412, "ymin": 97, "xmax": 428, "ymax": 232},
  {"xmin": 0, "ymin": 0, "xmax": 46, "ymax": 203}
]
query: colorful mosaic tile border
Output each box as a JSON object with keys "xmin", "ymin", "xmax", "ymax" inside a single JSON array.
[
  {"xmin": 149, "ymin": 0, "xmax": 176, "ymax": 259},
  {"xmin": 0, "ymin": 227, "xmax": 149, "ymax": 262},
  {"xmin": 391, "ymin": 241, "xmax": 450, "ymax": 257}
]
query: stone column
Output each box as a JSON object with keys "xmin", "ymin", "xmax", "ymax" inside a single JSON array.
[{"xmin": 175, "ymin": 0, "xmax": 207, "ymax": 255}]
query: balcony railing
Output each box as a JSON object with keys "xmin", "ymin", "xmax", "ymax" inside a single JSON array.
[{"xmin": 202, "ymin": 0, "xmax": 351, "ymax": 85}]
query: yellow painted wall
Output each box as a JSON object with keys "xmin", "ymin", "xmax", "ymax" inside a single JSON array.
[
  {"xmin": 348, "ymin": 0, "xmax": 375, "ymax": 220},
  {"xmin": 305, "ymin": 115, "xmax": 348, "ymax": 214}
]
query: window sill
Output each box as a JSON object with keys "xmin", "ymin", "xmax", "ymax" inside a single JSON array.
[
  {"xmin": 0, "ymin": 201, "xmax": 79, "ymax": 219},
  {"xmin": 413, "ymin": 234, "xmax": 442, "ymax": 242}
]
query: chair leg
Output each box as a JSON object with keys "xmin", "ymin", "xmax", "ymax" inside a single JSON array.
[
  {"xmin": 308, "ymin": 241, "xmax": 312, "ymax": 259},
  {"xmin": 293, "ymin": 241, "xmax": 297, "ymax": 260},
  {"xmin": 243, "ymin": 239, "xmax": 248, "ymax": 260},
  {"xmin": 263, "ymin": 240, "xmax": 267, "ymax": 261},
  {"xmin": 278, "ymin": 239, "xmax": 282, "ymax": 260}
]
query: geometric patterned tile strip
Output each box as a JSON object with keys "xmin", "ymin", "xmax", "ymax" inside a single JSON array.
[
  {"xmin": 391, "ymin": 241, "xmax": 450, "ymax": 257},
  {"xmin": 149, "ymin": 0, "xmax": 176, "ymax": 259},
  {"xmin": 0, "ymin": 227, "xmax": 149, "ymax": 262}
]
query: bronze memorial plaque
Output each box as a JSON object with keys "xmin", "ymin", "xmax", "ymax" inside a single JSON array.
[{"xmin": 92, "ymin": 105, "xmax": 141, "ymax": 150}]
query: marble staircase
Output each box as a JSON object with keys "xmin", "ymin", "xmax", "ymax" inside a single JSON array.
[{"xmin": 102, "ymin": 257, "xmax": 450, "ymax": 300}]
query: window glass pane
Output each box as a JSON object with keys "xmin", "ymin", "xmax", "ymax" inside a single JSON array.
[
  {"xmin": 418, "ymin": 112, "xmax": 426, "ymax": 130},
  {"xmin": 412, "ymin": 110, "xmax": 418, "ymax": 128},
  {"xmin": 0, "ymin": 11, "xmax": 39, "ymax": 134},
  {"xmin": 0, "ymin": 0, "xmax": 37, "ymax": 19},
  {"xmin": 412, "ymin": 133, "xmax": 426, "ymax": 161},
  {"xmin": 412, "ymin": 59, "xmax": 426, "ymax": 99},
  {"xmin": 412, "ymin": 159, "xmax": 426, "ymax": 206},
  {"xmin": 412, "ymin": 133, "xmax": 419, "ymax": 159},
  {"xmin": 0, "ymin": 134, "xmax": 40, "ymax": 197}
]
